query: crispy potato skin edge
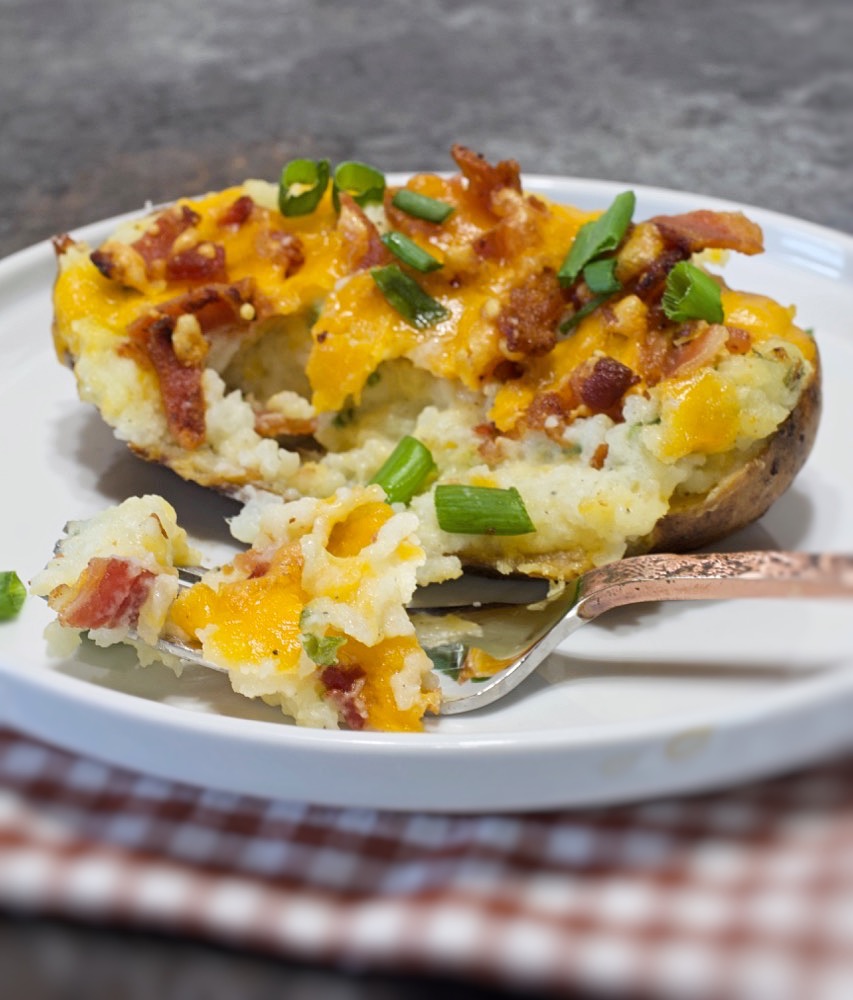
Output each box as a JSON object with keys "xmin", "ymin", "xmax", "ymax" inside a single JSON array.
[{"xmin": 638, "ymin": 353, "xmax": 822, "ymax": 556}]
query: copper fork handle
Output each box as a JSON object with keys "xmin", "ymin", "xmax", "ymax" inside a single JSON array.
[{"xmin": 575, "ymin": 551, "xmax": 853, "ymax": 622}]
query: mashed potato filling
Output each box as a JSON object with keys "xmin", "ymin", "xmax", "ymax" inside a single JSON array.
[{"xmin": 33, "ymin": 489, "xmax": 439, "ymax": 731}]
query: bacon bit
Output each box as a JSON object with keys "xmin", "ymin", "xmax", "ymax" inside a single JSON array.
[
  {"xmin": 574, "ymin": 356, "xmax": 640, "ymax": 416},
  {"xmin": 663, "ymin": 322, "xmax": 729, "ymax": 379},
  {"xmin": 590, "ymin": 443, "xmax": 609, "ymax": 470},
  {"xmin": 218, "ymin": 195, "xmax": 255, "ymax": 228},
  {"xmin": 53, "ymin": 557, "xmax": 156, "ymax": 630},
  {"xmin": 133, "ymin": 204, "xmax": 201, "ymax": 270},
  {"xmin": 726, "ymin": 325, "xmax": 752, "ymax": 354},
  {"xmin": 232, "ymin": 548, "xmax": 273, "ymax": 580},
  {"xmin": 525, "ymin": 391, "xmax": 571, "ymax": 432},
  {"xmin": 257, "ymin": 228, "xmax": 305, "ymax": 278},
  {"xmin": 165, "ymin": 243, "xmax": 228, "ymax": 283},
  {"xmin": 138, "ymin": 316, "xmax": 207, "ymax": 449},
  {"xmin": 127, "ymin": 281, "xmax": 256, "ymax": 449},
  {"xmin": 624, "ymin": 246, "xmax": 688, "ymax": 304},
  {"xmin": 650, "ymin": 210, "xmax": 764, "ymax": 256},
  {"xmin": 254, "ymin": 410, "xmax": 318, "ymax": 439},
  {"xmin": 321, "ymin": 664, "xmax": 368, "ymax": 730},
  {"xmin": 474, "ymin": 421, "xmax": 498, "ymax": 438},
  {"xmin": 497, "ymin": 269, "xmax": 564, "ymax": 357},
  {"xmin": 52, "ymin": 233, "xmax": 77, "ymax": 256},
  {"xmin": 490, "ymin": 358, "xmax": 525, "ymax": 382},
  {"xmin": 451, "ymin": 144, "xmax": 521, "ymax": 215},
  {"xmin": 147, "ymin": 280, "xmax": 257, "ymax": 332},
  {"xmin": 337, "ymin": 193, "xmax": 392, "ymax": 272}
]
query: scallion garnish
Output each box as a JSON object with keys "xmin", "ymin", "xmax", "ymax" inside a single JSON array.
[
  {"xmin": 302, "ymin": 632, "xmax": 347, "ymax": 666},
  {"xmin": 380, "ymin": 231, "xmax": 443, "ymax": 273},
  {"xmin": 434, "ymin": 485, "xmax": 536, "ymax": 536},
  {"xmin": 391, "ymin": 189, "xmax": 455, "ymax": 223},
  {"xmin": 559, "ymin": 294, "xmax": 611, "ymax": 334},
  {"xmin": 369, "ymin": 436, "xmax": 436, "ymax": 504},
  {"xmin": 278, "ymin": 158, "xmax": 330, "ymax": 217},
  {"xmin": 558, "ymin": 190, "xmax": 636, "ymax": 287},
  {"xmin": 371, "ymin": 264, "xmax": 450, "ymax": 328},
  {"xmin": 332, "ymin": 160, "xmax": 386, "ymax": 210},
  {"xmin": 0, "ymin": 571, "xmax": 26, "ymax": 621},
  {"xmin": 662, "ymin": 261, "xmax": 724, "ymax": 323},
  {"xmin": 582, "ymin": 257, "xmax": 621, "ymax": 295}
]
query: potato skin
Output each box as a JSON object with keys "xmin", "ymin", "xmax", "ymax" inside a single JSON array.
[{"xmin": 638, "ymin": 351, "xmax": 822, "ymax": 556}]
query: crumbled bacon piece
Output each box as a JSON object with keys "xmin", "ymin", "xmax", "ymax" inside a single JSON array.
[
  {"xmin": 53, "ymin": 557, "xmax": 156, "ymax": 631},
  {"xmin": 321, "ymin": 664, "xmax": 367, "ymax": 730},
  {"xmin": 218, "ymin": 195, "xmax": 255, "ymax": 228},
  {"xmin": 663, "ymin": 322, "xmax": 730, "ymax": 379},
  {"xmin": 133, "ymin": 204, "xmax": 201, "ymax": 268},
  {"xmin": 136, "ymin": 315, "xmax": 207, "ymax": 450},
  {"xmin": 451, "ymin": 144, "xmax": 521, "ymax": 215},
  {"xmin": 337, "ymin": 193, "xmax": 391, "ymax": 271},
  {"xmin": 128, "ymin": 281, "xmax": 257, "ymax": 449},
  {"xmin": 257, "ymin": 228, "xmax": 305, "ymax": 277},
  {"xmin": 574, "ymin": 356, "xmax": 640, "ymax": 415},
  {"xmin": 590, "ymin": 443, "xmax": 609, "ymax": 470},
  {"xmin": 525, "ymin": 391, "xmax": 570, "ymax": 432},
  {"xmin": 650, "ymin": 210, "xmax": 764, "ymax": 256},
  {"xmin": 497, "ymin": 269, "xmax": 564, "ymax": 357},
  {"xmin": 165, "ymin": 243, "xmax": 228, "ymax": 283},
  {"xmin": 52, "ymin": 233, "xmax": 77, "ymax": 256}
]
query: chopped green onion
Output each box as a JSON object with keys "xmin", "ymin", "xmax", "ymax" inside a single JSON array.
[
  {"xmin": 582, "ymin": 257, "xmax": 621, "ymax": 295},
  {"xmin": 371, "ymin": 264, "xmax": 450, "ymax": 329},
  {"xmin": 435, "ymin": 485, "xmax": 536, "ymax": 536},
  {"xmin": 391, "ymin": 189, "xmax": 455, "ymax": 223},
  {"xmin": 558, "ymin": 190, "xmax": 636, "ymax": 287},
  {"xmin": 0, "ymin": 571, "xmax": 26, "ymax": 621},
  {"xmin": 369, "ymin": 435, "xmax": 436, "ymax": 504},
  {"xmin": 332, "ymin": 160, "xmax": 386, "ymax": 210},
  {"xmin": 380, "ymin": 231, "xmax": 443, "ymax": 273},
  {"xmin": 559, "ymin": 293, "xmax": 612, "ymax": 334},
  {"xmin": 302, "ymin": 632, "xmax": 347, "ymax": 666},
  {"xmin": 278, "ymin": 158, "xmax": 330, "ymax": 217},
  {"xmin": 662, "ymin": 261, "xmax": 724, "ymax": 323}
]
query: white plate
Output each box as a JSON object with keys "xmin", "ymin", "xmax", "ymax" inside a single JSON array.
[{"xmin": 1, "ymin": 177, "xmax": 851, "ymax": 813}]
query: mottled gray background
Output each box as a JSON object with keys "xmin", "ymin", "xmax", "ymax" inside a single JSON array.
[
  {"xmin": 2, "ymin": 0, "xmax": 852, "ymax": 259},
  {"xmin": 1, "ymin": 0, "xmax": 851, "ymax": 997}
]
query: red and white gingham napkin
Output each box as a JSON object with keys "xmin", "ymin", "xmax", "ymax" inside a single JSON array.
[{"xmin": 2, "ymin": 726, "xmax": 853, "ymax": 999}]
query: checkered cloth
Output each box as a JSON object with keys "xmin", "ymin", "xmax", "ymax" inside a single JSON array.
[{"xmin": 2, "ymin": 727, "xmax": 853, "ymax": 999}]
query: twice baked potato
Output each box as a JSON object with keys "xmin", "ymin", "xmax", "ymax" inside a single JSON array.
[{"xmin": 51, "ymin": 145, "xmax": 820, "ymax": 587}]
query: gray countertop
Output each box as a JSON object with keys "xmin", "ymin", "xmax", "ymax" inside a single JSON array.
[
  {"xmin": 1, "ymin": 1, "xmax": 851, "ymax": 997},
  {"xmin": 2, "ymin": 0, "xmax": 852, "ymax": 261}
]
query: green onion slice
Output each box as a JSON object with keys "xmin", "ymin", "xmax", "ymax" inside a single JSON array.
[
  {"xmin": 559, "ymin": 294, "xmax": 612, "ymax": 334},
  {"xmin": 582, "ymin": 257, "xmax": 621, "ymax": 295},
  {"xmin": 278, "ymin": 158, "xmax": 330, "ymax": 217},
  {"xmin": 391, "ymin": 189, "xmax": 455, "ymax": 223},
  {"xmin": 558, "ymin": 190, "xmax": 636, "ymax": 287},
  {"xmin": 435, "ymin": 485, "xmax": 536, "ymax": 536},
  {"xmin": 371, "ymin": 264, "xmax": 450, "ymax": 328},
  {"xmin": 662, "ymin": 261, "xmax": 724, "ymax": 323},
  {"xmin": 0, "ymin": 570, "xmax": 26, "ymax": 621},
  {"xmin": 369, "ymin": 435, "xmax": 436, "ymax": 504},
  {"xmin": 332, "ymin": 160, "xmax": 386, "ymax": 211},
  {"xmin": 302, "ymin": 632, "xmax": 347, "ymax": 666},
  {"xmin": 380, "ymin": 231, "xmax": 443, "ymax": 273}
]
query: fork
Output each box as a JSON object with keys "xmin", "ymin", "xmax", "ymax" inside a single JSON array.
[{"xmin": 140, "ymin": 550, "xmax": 853, "ymax": 715}]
